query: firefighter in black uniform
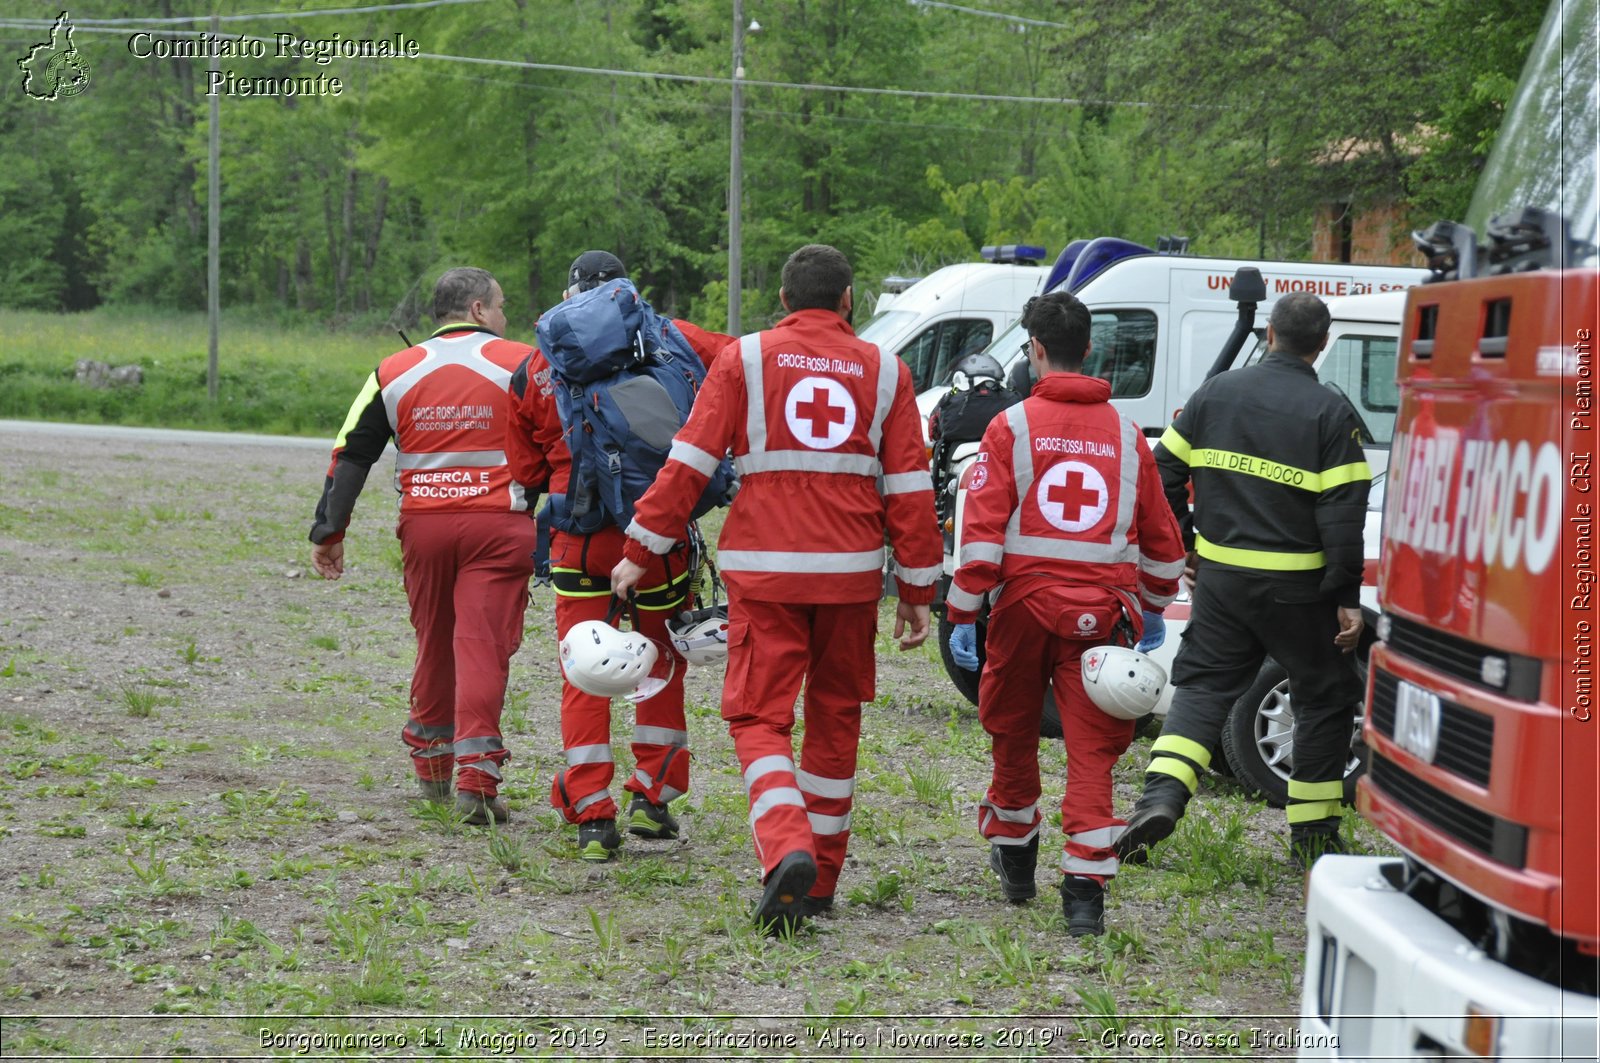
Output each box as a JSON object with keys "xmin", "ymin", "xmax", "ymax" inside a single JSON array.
[{"xmin": 1115, "ymin": 292, "xmax": 1368, "ymax": 868}]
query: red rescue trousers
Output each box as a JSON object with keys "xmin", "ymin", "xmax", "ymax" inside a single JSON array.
[
  {"xmin": 548, "ymin": 528, "xmax": 692, "ymax": 824},
  {"xmin": 978, "ymin": 602, "xmax": 1137, "ymax": 882},
  {"xmin": 397, "ymin": 510, "xmax": 537, "ymax": 798},
  {"xmin": 723, "ymin": 594, "xmax": 877, "ymax": 899}
]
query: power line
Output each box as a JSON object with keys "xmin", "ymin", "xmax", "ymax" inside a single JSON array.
[
  {"xmin": 907, "ymin": 0, "xmax": 1072, "ymax": 31},
  {"xmin": 2, "ymin": 0, "xmax": 490, "ymax": 27},
  {"xmin": 0, "ymin": 19, "xmax": 1156, "ymax": 110}
]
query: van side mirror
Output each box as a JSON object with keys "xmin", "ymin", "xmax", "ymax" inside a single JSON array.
[{"xmin": 1228, "ymin": 267, "xmax": 1267, "ymax": 304}]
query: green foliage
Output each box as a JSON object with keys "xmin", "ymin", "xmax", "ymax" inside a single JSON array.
[{"xmin": 2, "ymin": 0, "xmax": 1535, "ymax": 330}]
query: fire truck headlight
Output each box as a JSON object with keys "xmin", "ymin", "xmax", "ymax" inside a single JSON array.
[
  {"xmin": 1480, "ymin": 656, "xmax": 1508, "ymax": 688},
  {"xmin": 1375, "ymin": 613, "xmax": 1391, "ymax": 642}
]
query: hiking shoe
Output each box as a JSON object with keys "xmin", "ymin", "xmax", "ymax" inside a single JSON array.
[
  {"xmin": 577, "ymin": 819, "xmax": 623, "ymax": 862},
  {"xmin": 625, "ymin": 794, "xmax": 679, "ymax": 840},
  {"xmin": 454, "ymin": 791, "xmax": 508, "ymax": 826},
  {"xmin": 988, "ymin": 837, "xmax": 1039, "ymax": 903},
  {"xmin": 416, "ymin": 777, "xmax": 452, "ymax": 803},
  {"xmin": 1114, "ymin": 776, "xmax": 1190, "ymax": 866},
  {"xmin": 755, "ymin": 851, "xmax": 817, "ymax": 935},
  {"xmin": 1288, "ymin": 827, "xmax": 1347, "ymax": 870},
  {"xmin": 800, "ymin": 894, "xmax": 835, "ymax": 919},
  {"xmin": 1061, "ymin": 875, "xmax": 1106, "ymax": 937}
]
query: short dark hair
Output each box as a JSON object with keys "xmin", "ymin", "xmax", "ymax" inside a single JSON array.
[
  {"xmin": 1269, "ymin": 292, "xmax": 1331, "ymax": 357},
  {"xmin": 780, "ymin": 244, "xmax": 852, "ymax": 311},
  {"xmin": 432, "ymin": 267, "xmax": 497, "ymax": 322},
  {"xmin": 1021, "ymin": 291, "xmax": 1091, "ymax": 371}
]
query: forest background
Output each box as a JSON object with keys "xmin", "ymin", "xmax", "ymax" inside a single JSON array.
[{"xmin": 0, "ymin": 0, "xmax": 1545, "ymax": 337}]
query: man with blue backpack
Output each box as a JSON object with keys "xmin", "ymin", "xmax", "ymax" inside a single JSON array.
[{"xmin": 506, "ymin": 251, "xmax": 735, "ymax": 861}]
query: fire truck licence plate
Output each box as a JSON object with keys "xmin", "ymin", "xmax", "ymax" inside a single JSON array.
[{"xmin": 1393, "ymin": 679, "xmax": 1442, "ymax": 764}]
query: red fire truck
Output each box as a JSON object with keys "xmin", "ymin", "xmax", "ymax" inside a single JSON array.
[{"xmin": 1297, "ymin": 0, "xmax": 1599, "ymax": 1057}]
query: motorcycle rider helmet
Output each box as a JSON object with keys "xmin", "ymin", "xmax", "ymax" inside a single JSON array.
[
  {"xmin": 560, "ymin": 619, "xmax": 671, "ymax": 701},
  {"xmin": 667, "ymin": 604, "xmax": 730, "ymax": 666},
  {"xmin": 950, "ymin": 351, "xmax": 1006, "ymax": 392},
  {"xmin": 1080, "ymin": 644, "xmax": 1167, "ymax": 720}
]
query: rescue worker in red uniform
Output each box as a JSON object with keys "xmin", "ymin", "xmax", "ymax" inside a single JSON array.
[
  {"xmin": 611, "ymin": 244, "xmax": 943, "ymax": 932},
  {"xmin": 506, "ymin": 250, "xmax": 736, "ymax": 861},
  {"xmin": 310, "ymin": 267, "xmax": 537, "ymax": 825},
  {"xmin": 945, "ymin": 291, "xmax": 1186, "ymax": 936}
]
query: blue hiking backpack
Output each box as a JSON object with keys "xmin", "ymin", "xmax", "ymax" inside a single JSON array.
[{"xmin": 535, "ymin": 278, "xmax": 736, "ymax": 537}]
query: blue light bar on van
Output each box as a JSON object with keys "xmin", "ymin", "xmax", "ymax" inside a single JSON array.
[{"xmin": 980, "ymin": 244, "xmax": 1049, "ymax": 265}]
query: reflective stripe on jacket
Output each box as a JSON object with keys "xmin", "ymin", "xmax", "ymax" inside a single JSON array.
[
  {"xmin": 1153, "ymin": 350, "xmax": 1370, "ymax": 606},
  {"xmin": 310, "ymin": 326, "xmax": 533, "ymax": 544}
]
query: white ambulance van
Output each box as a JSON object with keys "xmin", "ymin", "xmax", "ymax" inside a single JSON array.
[
  {"xmin": 918, "ymin": 249, "xmax": 1427, "ymax": 437},
  {"xmin": 856, "ymin": 245, "xmax": 1049, "ymax": 397}
]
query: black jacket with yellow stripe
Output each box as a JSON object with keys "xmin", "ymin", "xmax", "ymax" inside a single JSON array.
[{"xmin": 1153, "ymin": 350, "xmax": 1370, "ymax": 607}]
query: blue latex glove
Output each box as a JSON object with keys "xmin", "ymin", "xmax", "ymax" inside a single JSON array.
[
  {"xmin": 949, "ymin": 622, "xmax": 979, "ymax": 671},
  {"xmin": 1136, "ymin": 610, "xmax": 1166, "ymax": 653}
]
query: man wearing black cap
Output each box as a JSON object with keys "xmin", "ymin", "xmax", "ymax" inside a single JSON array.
[
  {"xmin": 505, "ymin": 251, "xmax": 733, "ymax": 861},
  {"xmin": 565, "ymin": 250, "xmax": 733, "ymax": 364}
]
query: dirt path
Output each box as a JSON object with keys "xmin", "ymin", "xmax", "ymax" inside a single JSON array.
[{"xmin": 0, "ymin": 422, "xmax": 1317, "ymax": 1059}]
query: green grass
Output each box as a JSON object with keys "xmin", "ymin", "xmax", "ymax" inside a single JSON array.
[{"xmin": 0, "ymin": 307, "xmax": 395, "ymax": 436}]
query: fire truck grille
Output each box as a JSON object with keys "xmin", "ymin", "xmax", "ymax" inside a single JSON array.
[
  {"xmin": 1369, "ymin": 758, "xmax": 1527, "ymax": 868},
  {"xmin": 1368, "ymin": 669, "xmax": 1494, "ymax": 786},
  {"xmin": 1384, "ymin": 616, "xmax": 1541, "ymax": 701}
]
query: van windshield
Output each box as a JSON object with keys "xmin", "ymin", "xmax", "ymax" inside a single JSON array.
[{"xmin": 857, "ymin": 310, "xmax": 917, "ymax": 346}]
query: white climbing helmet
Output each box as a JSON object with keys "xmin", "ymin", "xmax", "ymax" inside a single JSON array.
[
  {"xmin": 667, "ymin": 605, "xmax": 730, "ymax": 666},
  {"xmin": 1080, "ymin": 644, "xmax": 1168, "ymax": 720},
  {"xmin": 560, "ymin": 620, "xmax": 666, "ymax": 701}
]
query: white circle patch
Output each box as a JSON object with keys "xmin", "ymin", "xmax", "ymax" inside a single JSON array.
[
  {"xmin": 1036, "ymin": 461, "xmax": 1108, "ymax": 533},
  {"xmin": 784, "ymin": 376, "xmax": 857, "ymax": 450}
]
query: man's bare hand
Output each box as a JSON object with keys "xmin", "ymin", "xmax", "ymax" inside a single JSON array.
[
  {"xmin": 1181, "ymin": 548, "xmax": 1200, "ymax": 594},
  {"xmin": 1335, "ymin": 605, "xmax": 1363, "ymax": 653},
  {"xmin": 893, "ymin": 600, "xmax": 931, "ymax": 651},
  {"xmin": 312, "ymin": 541, "xmax": 344, "ymax": 580},
  {"xmin": 611, "ymin": 557, "xmax": 647, "ymax": 597}
]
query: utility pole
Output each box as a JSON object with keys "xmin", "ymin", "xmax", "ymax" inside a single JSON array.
[
  {"xmin": 728, "ymin": 0, "xmax": 744, "ymax": 335},
  {"xmin": 206, "ymin": 14, "xmax": 220, "ymax": 403}
]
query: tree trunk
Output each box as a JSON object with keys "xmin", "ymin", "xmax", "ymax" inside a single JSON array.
[{"xmin": 359, "ymin": 177, "xmax": 389, "ymax": 313}]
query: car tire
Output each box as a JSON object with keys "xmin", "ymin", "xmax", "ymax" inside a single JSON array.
[{"xmin": 1220, "ymin": 657, "xmax": 1367, "ymax": 808}]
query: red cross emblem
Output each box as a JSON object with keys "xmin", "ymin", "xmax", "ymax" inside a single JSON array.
[
  {"xmin": 784, "ymin": 376, "xmax": 856, "ymax": 449},
  {"xmin": 1036, "ymin": 461, "xmax": 1107, "ymax": 532}
]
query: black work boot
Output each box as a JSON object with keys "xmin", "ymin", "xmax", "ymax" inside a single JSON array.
[
  {"xmin": 1060, "ymin": 875, "xmax": 1106, "ymax": 937},
  {"xmin": 454, "ymin": 791, "xmax": 509, "ymax": 826},
  {"xmin": 1288, "ymin": 823, "xmax": 1347, "ymax": 870},
  {"xmin": 755, "ymin": 850, "xmax": 817, "ymax": 935},
  {"xmin": 1114, "ymin": 775, "xmax": 1190, "ymax": 866},
  {"xmin": 988, "ymin": 836, "xmax": 1039, "ymax": 903},
  {"xmin": 799, "ymin": 894, "xmax": 835, "ymax": 919},
  {"xmin": 416, "ymin": 776, "xmax": 452, "ymax": 804}
]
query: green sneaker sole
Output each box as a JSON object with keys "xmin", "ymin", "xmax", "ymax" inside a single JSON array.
[
  {"xmin": 626, "ymin": 810, "xmax": 677, "ymax": 839},
  {"xmin": 578, "ymin": 841, "xmax": 617, "ymax": 862}
]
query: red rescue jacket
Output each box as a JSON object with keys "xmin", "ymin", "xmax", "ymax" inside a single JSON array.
[
  {"xmin": 946, "ymin": 373, "xmax": 1185, "ymax": 628},
  {"xmin": 623, "ymin": 309, "xmax": 943, "ymax": 605},
  {"xmin": 309, "ymin": 326, "xmax": 532, "ymax": 544}
]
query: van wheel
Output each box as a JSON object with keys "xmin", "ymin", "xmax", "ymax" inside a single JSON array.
[{"xmin": 1220, "ymin": 658, "xmax": 1367, "ymax": 808}]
